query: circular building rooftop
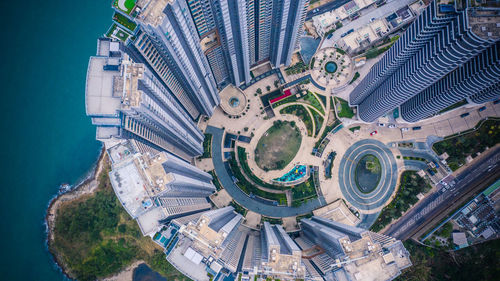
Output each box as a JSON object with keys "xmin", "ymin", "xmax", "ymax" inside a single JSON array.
[{"xmin": 219, "ymin": 85, "xmax": 247, "ymax": 116}]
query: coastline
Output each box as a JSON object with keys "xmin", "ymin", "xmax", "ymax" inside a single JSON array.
[{"xmin": 45, "ymin": 147, "xmax": 108, "ymax": 279}]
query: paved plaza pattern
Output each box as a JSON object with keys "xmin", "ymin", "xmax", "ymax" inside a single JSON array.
[{"xmin": 338, "ymin": 139, "xmax": 398, "ymax": 211}]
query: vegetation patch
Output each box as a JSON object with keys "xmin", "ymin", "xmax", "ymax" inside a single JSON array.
[
  {"xmin": 335, "ymin": 97, "xmax": 355, "ymax": 118},
  {"xmin": 354, "ymin": 154, "xmax": 381, "ymax": 193},
  {"xmin": 349, "ymin": 72, "xmax": 360, "ymax": 84},
  {"xmin": 303, "ymin": 91, "xmax": 325, "ymax": 114},
  {"xmin": 370, "ymin": 171, "xmax": 431, "ymax": 232},
  {"xmin": 280, "ymin": 105, "xmax": 314, "ymax": 136},
  {"xmin": 228, "ymin": 151, "xmax": 287, "ymax": 205},
  {"xmin": 237, "ymin": 147, "xmax": 287, "ymax": 190},
  {"xmin": 397, "ymin": 239, "xmax": 500, "ymax": 281},
  {"xmin": 255, "ymin": 120, "xmax": 302, "ymax": 171},
  {"xmin": 208, "ymin": 170, "xmax": 222, "ymax": 191},
  {"xmin": 113, "ymin": 12, "xmax": 137, "ymax": 31},
  {"xmin": 261, "ymin": 216, "xmax": 283, "ymax": 225},
  {"xmin": 438, "ymin": 99, "xmax": 467, "ymax": 114},
  {"xmin": 202, "ymin": 133, "xmax": 212, "ymax": 158},
  {"xmin": 432, "ymin": 119, "xmax": 500, "ymax": 171},
  {"xmin": 285, "ymin": 61, "xmax": 308, "ymax": 75},
  {"xmin": 230, "ymin": 200, "xmax": 247, "ymax": 216},
  {"xmin": 51, "ymin": 158, "xmax": 188, "ymax": 281},
  {"xmin": 291, "ymin": 176, "xmax": 317, "ymax": 206},
  {"xmin": 349, "ymin": 126, "xmax": 361, "ymax": 132}
]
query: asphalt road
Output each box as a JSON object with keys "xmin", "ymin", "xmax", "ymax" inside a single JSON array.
[
  {"xmin": 384, "ymin": 147, "xmax": 500, "ymax": 240},
  {"xmin": 306, "ymin": 0, "xmax": 351, "ymax": 20},
  {"xmin": 338, "ymin": 139, "xmax": 398, "ymax": 211}
]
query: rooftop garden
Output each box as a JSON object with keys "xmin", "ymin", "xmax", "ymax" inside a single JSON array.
[
  {"xmin": 113, "ymin": 12, "xmax": 137, "ymax": 32},
  {"xmin": 113, "ymin": 0, "xmax": 136, "ymax": 15}
]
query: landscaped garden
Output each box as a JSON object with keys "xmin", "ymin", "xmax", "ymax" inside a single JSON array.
[
  {"xmin": 113, "ymin": 0, "xmax": 136, "ymax": 15},
  {"xmin": 280, "ymin": 105, "xmax": 314, "ymax": 136},
  {"xmin": 113, "ymin": 12, "xmax": 137, "ymax": 31},
  {"xmin": 291, "ymin": 176, "xmax": 317, "ymax": 207},
  {"xmin": 202, "ymin": 133, "xmax": 212, "ymax": 158},
  {"xmin": 255, "ymin": 120, "xmax": 302, "ymax": 170},
  {"xmin": 227, "ymin": 151, "xmax": 288, "ymax": 205},
  {"xmin": 432, "ymin": 119, "xmax": 500, "ymax": 171},
  {"xmin": 371, "ymin": 171, "xmax": 431, "ymax": 232},
  {"xmin": 355, "ymin": 154, "xmax": 381, "ymax": 193}
]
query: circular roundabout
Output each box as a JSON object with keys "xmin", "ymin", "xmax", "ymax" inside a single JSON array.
[{"xmin": 338, "ymin": 139, "xmax": 397, "ymax": 211}]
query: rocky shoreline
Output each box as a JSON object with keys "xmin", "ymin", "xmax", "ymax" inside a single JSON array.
[{"xmin": 45, "ymin": 147, "xmax": 107, "ymax": 279}]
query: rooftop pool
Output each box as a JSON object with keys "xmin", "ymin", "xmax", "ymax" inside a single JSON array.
[{"xmin": 274, "ymin": 165, "xmax": 308, "ymax": 183}]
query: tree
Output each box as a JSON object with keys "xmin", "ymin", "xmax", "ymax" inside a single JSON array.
[
  {"xmin": 274, "ymin": 80, "xmax": 279, "ymax": 88},
  {"xmin": 256, "ymin": 88, "xmax": 262, "ymax": 95},
  {"xmin": 266, "ymin": 85, "xmax": 271, "ymax": 91}
]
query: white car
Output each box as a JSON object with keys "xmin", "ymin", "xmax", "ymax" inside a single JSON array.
[
  {"xmin": 401, "ymin": 128, "xmax": 409, "ymax": 132},
  {"xmin": 388, "ymin": 124, "xmax": 397, "ymax": 128},
  {"xmin": 378, "ymin": 123, "xmax": 385, "ymax": 127}
]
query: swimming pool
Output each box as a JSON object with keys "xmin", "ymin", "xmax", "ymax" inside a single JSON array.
[{"xmin": 274, "ymin": 165, "xmax": 308, "ymax": 182}]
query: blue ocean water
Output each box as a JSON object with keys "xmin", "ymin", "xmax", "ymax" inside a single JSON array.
[{"xmin": 0, "ymin": 1, "xmax": 110, "ymax": 280}]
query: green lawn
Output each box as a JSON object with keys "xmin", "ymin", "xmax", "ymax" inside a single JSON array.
[
  {"xmin": 113, "ymin": 0, "xmax": 136, "ymax": 14},
  {"xmin": 280, "ymin": 105, "xmax": 314, "ymax": 136},
  {"xmin": 371, "ymin": 171, "xmax": 431, "ymax": 232},
  {"xmin": 349, "ymin": 126, "xmax": 360, "ymax": 132},
  {"xmin": 303, "ymin": 91, "xmax": 325, "ymax": 115},
  {"xmin": 335, "ymin": 97, "xmax": 355, "ymax": 118},
  {"xmin": 433, "ymin": 120, "xmax": 500, "ymax": 171},
  {"xmin": 255, "ymin": 120, "xmax": 302, "ymax": 171},
  {"xmin": 113, "ymin": 12, "xmax": 137, "ymax": 31}
]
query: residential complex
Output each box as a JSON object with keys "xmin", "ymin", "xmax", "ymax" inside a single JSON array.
[
  {"xmin": 79, "ymin": 0, "xmax": 500, "ymax": 280},
  {"xmin": 85, "ymin": 38, "xmax": 206, "ymax": 160},
  {"xmin": 350, "ymin": 0, "xmax": 500, "ymax": 122},
  {"xmin": 298, "ymin": 217, "xmax": 411, "ymax": 281},
  {"xmin": 106, "ymin": 141, "xmax": 214, "ymax": 236}
]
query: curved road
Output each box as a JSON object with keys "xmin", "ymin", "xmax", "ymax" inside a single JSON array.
[
  {"xmin": 338, "ymin": 139, "xmax": 398, "ymax": 211},
  {"xmin": 206, "ymin": 126, "xmax": 325, "ymax": 217}
]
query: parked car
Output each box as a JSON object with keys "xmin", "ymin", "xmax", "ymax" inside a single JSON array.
[
  {"xmin": 460, "ymin": 112, "xmax": 470, "ymax": 118},
  {"xmin": 478, "ymin": 106, "xmax": 487, "ymax": 112},
  {"xmin": 378, "ymin": 123, "xmax": 385, "ymax": 127},
  {"xmin": 412, "ymin": 126, "xmax": 422, "ymax": 130},
  {"xmin": 388, "ymin": 124, "xmax": 397, "ymax": 128},
  {"xmin": 370, "ymin": 130, "xmax": 378, "ymax": 136},
  {"xmin": 401, "ymin": 128, "xmax": 409, "ymax": 132}
]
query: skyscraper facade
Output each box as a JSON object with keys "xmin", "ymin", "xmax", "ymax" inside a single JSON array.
[
  {"xmin": 350, "ymin": 1, "xmax": 500, "ymax": 122},
  {"xmin": 109, "ymin": 0, "xmax": 220, "ymax": 119},
  {"xmin": 85, "ymin": 38, "xmax": 205, "ymax": 160},
  {"xmin": 107, "ymin": 141, "xmax": 214, "ymax": 236},
  {"xmin": 185, "ymin": 0, "xmax": 310, "ymax": 86}
]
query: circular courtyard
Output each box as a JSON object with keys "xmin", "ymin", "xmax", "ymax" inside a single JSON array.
[
  {"xmin": 219, "ymin": 84, "xmax": 247, "ymax": 116},
  {"xmin": 338, "ymin": 139, "xmax": 397, "ymax": 211},
  {"xmin": 254, "ymin": 120, "xmax": 302, "ymax": 171},
  {"xmin": 311, "ymin": 47, "xmax": 353, "ymax": 89}
]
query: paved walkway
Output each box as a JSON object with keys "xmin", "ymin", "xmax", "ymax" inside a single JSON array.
[
  {"xmin": 338, "ymin": 139, "xmax": 398, "ymax": 211},
  {"xmin": 206, "ymin": 126, "xmax": 325, "ymax": 217}
]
